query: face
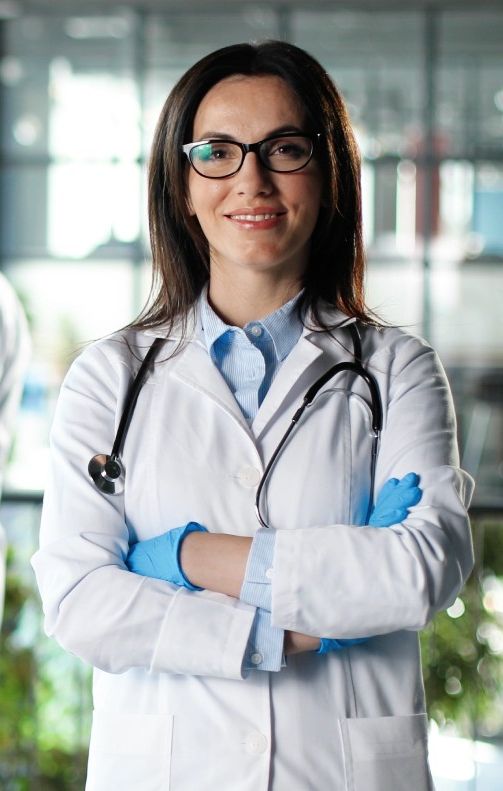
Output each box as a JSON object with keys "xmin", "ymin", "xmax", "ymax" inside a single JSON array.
[{"xmin": 186, "ymin": 74, "xmax": 323, "ymax": 285}]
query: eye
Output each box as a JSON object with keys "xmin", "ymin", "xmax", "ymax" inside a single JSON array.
[
  {"xmin": 266, "ymin": 137, "xmax": 311, "ymax": 160},
  {"xmin": 192, "ymin": 142, "xmax": 239, "ymax": 162}
]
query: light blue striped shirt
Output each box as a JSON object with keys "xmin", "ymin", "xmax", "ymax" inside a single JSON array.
[
  {"xmin": 200, "ymin": 290, "xmax": 304, "ymax": 672},
  {"xmin": 200, "ymin": 291, "xmax": 304, "ymax": 422}
]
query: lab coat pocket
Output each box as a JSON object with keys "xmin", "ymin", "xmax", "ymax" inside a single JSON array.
[
  {"xmin": 86, "ymin": 710, "xmax": 173, "ymax": 791},
  {"xmin": 339, "ymin": 713, "xmax": 433, "ymax": 791}
]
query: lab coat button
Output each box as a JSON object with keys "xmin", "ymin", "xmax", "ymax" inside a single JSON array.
[
  {"xmin": 245, "ymin": 731, "xmax": 268, "ymax": 755},
  {"xmin": 237, "ymin": 466, "xmax": 261, "ymax": 488},
  {"xmin": 250, "ymin": 652, "xmax": 263, "ymax": 665}
]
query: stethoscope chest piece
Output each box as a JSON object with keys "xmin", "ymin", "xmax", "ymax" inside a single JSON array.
[{"xmin": 88, "ymin": 454, "xmax": 125, "ymax": 495}]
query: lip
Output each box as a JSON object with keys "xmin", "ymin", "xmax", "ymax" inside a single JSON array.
[{"xmin": 224, "ymin": 206, "xmax": 287, "ymax": 230}]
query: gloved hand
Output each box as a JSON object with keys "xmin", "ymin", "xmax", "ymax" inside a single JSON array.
[
  {"xmin": 317, "ymin": 472, "xmax": 422, "ymax": 655},
  {"xmin": 368, "ymin": 472, "xmax": 422, "ymax": 527},
  {"xmin": 126, "ymin": 522, "xmax": 208, "ymax": 591},
  {"xmin": 317, "ymin": 637, "xmax": 368, "ymax": 654}
]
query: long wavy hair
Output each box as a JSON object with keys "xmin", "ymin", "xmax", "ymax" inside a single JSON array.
[{"xmin": 133, "ymin": 40, "xmax": 376, "ymax": 337}]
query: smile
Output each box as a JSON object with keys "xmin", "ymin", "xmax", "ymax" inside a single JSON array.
[{"xmin": 227, "ymin": 213, "xmax": 283, "ymax": 221}]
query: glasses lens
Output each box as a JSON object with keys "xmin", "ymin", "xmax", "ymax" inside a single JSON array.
[
  {"xmin": 260, "ymin": 136, "xmax": 313, "ymax": 172},
  {"xmin": 190, "ymin": 141, "xmax": 242, "ymax": 177}
]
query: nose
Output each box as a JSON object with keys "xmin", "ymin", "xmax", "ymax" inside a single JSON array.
[{"xmin": 234, "ymin": 151, "xmax": 273, "ymax": 196}]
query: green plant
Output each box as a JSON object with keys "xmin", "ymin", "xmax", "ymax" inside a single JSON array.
[
  {"xmin": 0, "ymin": 550, "xmax": 89, "ymax": 789},
  {"xmin": 421, "ymin": 519, "xmax": 503, "ymax": 738}
]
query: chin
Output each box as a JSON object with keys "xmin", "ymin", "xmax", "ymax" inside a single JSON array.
[
  {"xmin": 238, "ymin": 260, "xmax": 294, "ymax": 275},
  {"xmin": 233, "ymin": 250, "xmax": 302, "ymax": 272}
]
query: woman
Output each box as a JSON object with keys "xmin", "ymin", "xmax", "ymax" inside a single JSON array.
[{"xmin": 33, "ymin": 41, "xmax": 474, "ymax": 790}]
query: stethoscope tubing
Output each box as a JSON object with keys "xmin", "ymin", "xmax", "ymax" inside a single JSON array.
[
  {"xmin": 87, "ymin": 337, "xmax": 166, "ymax": 494},
  {"xmin": 254, "ymin": 356, "xmax": 382, "ymax": 529},
  {"xmin": 111, "ymin": 337, "xmax": 166, "ymax": 460},
  {"xmin": 89, "ymin": 324, "xmax": 382, "ymax": 527}
]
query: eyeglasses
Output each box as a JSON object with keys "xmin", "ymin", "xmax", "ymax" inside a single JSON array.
[{"xmin": 182, "ymin": 132, "xmax": 320, "ymax": 179}]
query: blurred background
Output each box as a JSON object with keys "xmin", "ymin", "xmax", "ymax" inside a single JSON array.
[{"xmin": 0, "ymin": 0, "xmax": 502, "ymax": 788}]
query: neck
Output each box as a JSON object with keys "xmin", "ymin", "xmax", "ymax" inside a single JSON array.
[{"xmin": 208, "ymin": 270, "xmax": 303, "ymax": 327}]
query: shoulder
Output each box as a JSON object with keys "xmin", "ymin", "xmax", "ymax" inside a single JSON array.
[
  {"xmin": 62, "ymin": 329, "xmax": 161, "ymax": 399},
  {"xmin": 360, "ymin": 323, "xmax": 436, "ymax": 362},
  {"xmin": 312, "ymin": 308, "xmax": 439, "ymax": 369},
  {"xmin": 358, "ymin": 324, "xmax": 451, "ymax": 402}
]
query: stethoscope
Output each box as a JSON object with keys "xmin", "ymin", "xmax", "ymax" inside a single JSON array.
[{"xmin": 88, "ymin": 323, "xmax": 383, "ymax": 526}]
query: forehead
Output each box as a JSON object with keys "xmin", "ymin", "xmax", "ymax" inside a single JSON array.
[{"xmin": 192, "ymin": 74, "xmax": 306, "ymax": 140}]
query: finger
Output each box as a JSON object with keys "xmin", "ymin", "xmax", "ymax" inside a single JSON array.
[
  {"xmin": 375, "ymin": 477, "xmax": 399, "ymax": 505},
  {"xmin": 370, "ymin": 507, "xmax": 408, "ymax": 526},
  {"xmin": 393, "ymin": 486, "xmax": 422, "ymax": 507},
  {"xmin": 398, "ymin": 472, "xmax": 420, "ymax": 487}
]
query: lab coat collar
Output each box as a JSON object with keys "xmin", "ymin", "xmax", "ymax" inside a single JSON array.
[
  {"xmin": 142, "ymin": 303, "xmax": 357, "ymax": 344},
  {"xmin": 141, "ymin": 303, "xmax": 358, "ymax": 441},
  {"xmin": 142, "ymin": 307, "xmax": 200, "ymax": 343},
  {"xmin": 168, "ymin": 339, "xmax": 254, "ymax": 437}
]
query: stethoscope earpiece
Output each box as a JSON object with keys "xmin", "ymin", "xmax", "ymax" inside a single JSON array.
[{"xmin": 88, "ymin": 454, "xmax": 125, "ymax": 495}]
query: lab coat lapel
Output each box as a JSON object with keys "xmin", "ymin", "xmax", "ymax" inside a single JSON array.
[
  {"xmin": 251, "ymin": 314, "xmax": 358, "ymax": 440},
  {"xmin": 251, "ymin": 334, "xmax": 324, "ymax": 439},
  {"xmin": 169, "ymin": 340, "xmax": 252, "ymax": 435}
]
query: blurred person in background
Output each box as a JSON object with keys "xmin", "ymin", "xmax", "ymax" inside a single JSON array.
[
  {"xmin": 32, "ymin": 42, "xmax": 474, "ymax": 791},
  {"xmin": 0, "ymin": 272, "xmax": 30, "ymax": 629}
]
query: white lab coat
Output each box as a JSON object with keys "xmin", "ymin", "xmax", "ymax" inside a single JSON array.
[
  {"xmin": 0, "ymin": 273, "xmax": 30, "ymax": 628},
  {"xmin": 32, "ymin": 307, "xmax": 474, "ymax": 791}
]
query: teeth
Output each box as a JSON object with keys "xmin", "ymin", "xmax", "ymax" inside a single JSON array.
[{"xmin": 229, "ymin": 213, "xmax": 279, "ymax": 221}]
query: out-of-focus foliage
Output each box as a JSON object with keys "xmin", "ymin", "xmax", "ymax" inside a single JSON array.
[
  {"xmin": 0, "ymin": 550, "xmax": 88, "ymax": 789},
  {"xmin": 421, "ymin": 519, "xmax": 503, "ymax": 738},
  {"xmin": 0, "ymin": 554, "xmax": 37, "ymax": 787}
]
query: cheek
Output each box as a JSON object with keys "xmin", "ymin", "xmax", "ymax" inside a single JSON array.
[{"xmin": 187, "ymin": 177, "xmax": 226, "ymax": 221}]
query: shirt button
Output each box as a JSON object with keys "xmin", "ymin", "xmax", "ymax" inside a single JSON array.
[
  {"xmin": 245, "ymin": 731, "xmax": 268, "ymax": 755},
  {"xmin": 237, "ymin": 466, "xmax": 261, "ymax": 488},
  {"xmin": 265, "ymin": 568, "xmax": 274, "ymax": 580},
  {"xmin": 250, "ymin": 325, "xmax": 263, "ymax": 337},
  {"xmin": 250, "ymin": 651, "xmax": 263, "ymax": 666}
]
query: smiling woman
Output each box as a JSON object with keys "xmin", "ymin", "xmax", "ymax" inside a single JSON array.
[
  {"xmin": 32, "ymin": 40, "xmax": 474, "ymax": 791},
  {"xmin": 144, "ymin": 40, "xmax": 368, "ymax": 333},
  {"xmin": 185, "ymin": 73, "xmax": 323, "ymax": 321}
]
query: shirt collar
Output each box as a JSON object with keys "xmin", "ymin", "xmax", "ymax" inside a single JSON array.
[
  {"xmin": 142, "ymin": 295, "xmax": 356, "ymax": 341},
  {"xmin": 199, "ymin": 288, "xmax": 304, "ymax": 362}
]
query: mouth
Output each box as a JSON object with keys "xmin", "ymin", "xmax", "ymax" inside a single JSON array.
[
  {"xmin": 224, "ymin": 210, "xmax": 287, "ymax": 230},
  {"xmin": 227, "ymin": 212, "xmax": 284, "ymax": 222}
]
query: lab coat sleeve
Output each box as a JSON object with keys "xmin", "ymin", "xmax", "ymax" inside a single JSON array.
[
  {"xmin": 31, "ymin": 341, "xmax": 255, "ymax": 678},
  {"xmin": 271, "ymin": 331, "xmax": 475, "ymax": 638}
]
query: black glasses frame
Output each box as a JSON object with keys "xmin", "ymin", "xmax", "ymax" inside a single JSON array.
[{"xmin": 182, "ymin": 132, "xmax": 321, "ymax": 179}]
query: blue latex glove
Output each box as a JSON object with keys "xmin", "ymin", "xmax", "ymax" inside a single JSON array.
[
  {"xmin": 317, "ymin": 472, "xmax": 422, "ymax": 654},
  {"xmin": 318, "ymin": 637, "xmax": 368, "ymax": 654},
  {"xmin": 368, "ymin": 472, "xmax": 422, "ymax": 527},
  {"xmin": 126, "ymin": 522, "xmax": 208, "ymax": 591}
]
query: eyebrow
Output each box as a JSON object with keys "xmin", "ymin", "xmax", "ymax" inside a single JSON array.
[{"xmin": 194, "ymin": 125, "xmax": 305, "ymax": 141}]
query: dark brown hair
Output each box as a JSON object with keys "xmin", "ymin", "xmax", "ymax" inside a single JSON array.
[{"xmin": 134, "ymin": 40, "xmax": 376, "ymax": 336}]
